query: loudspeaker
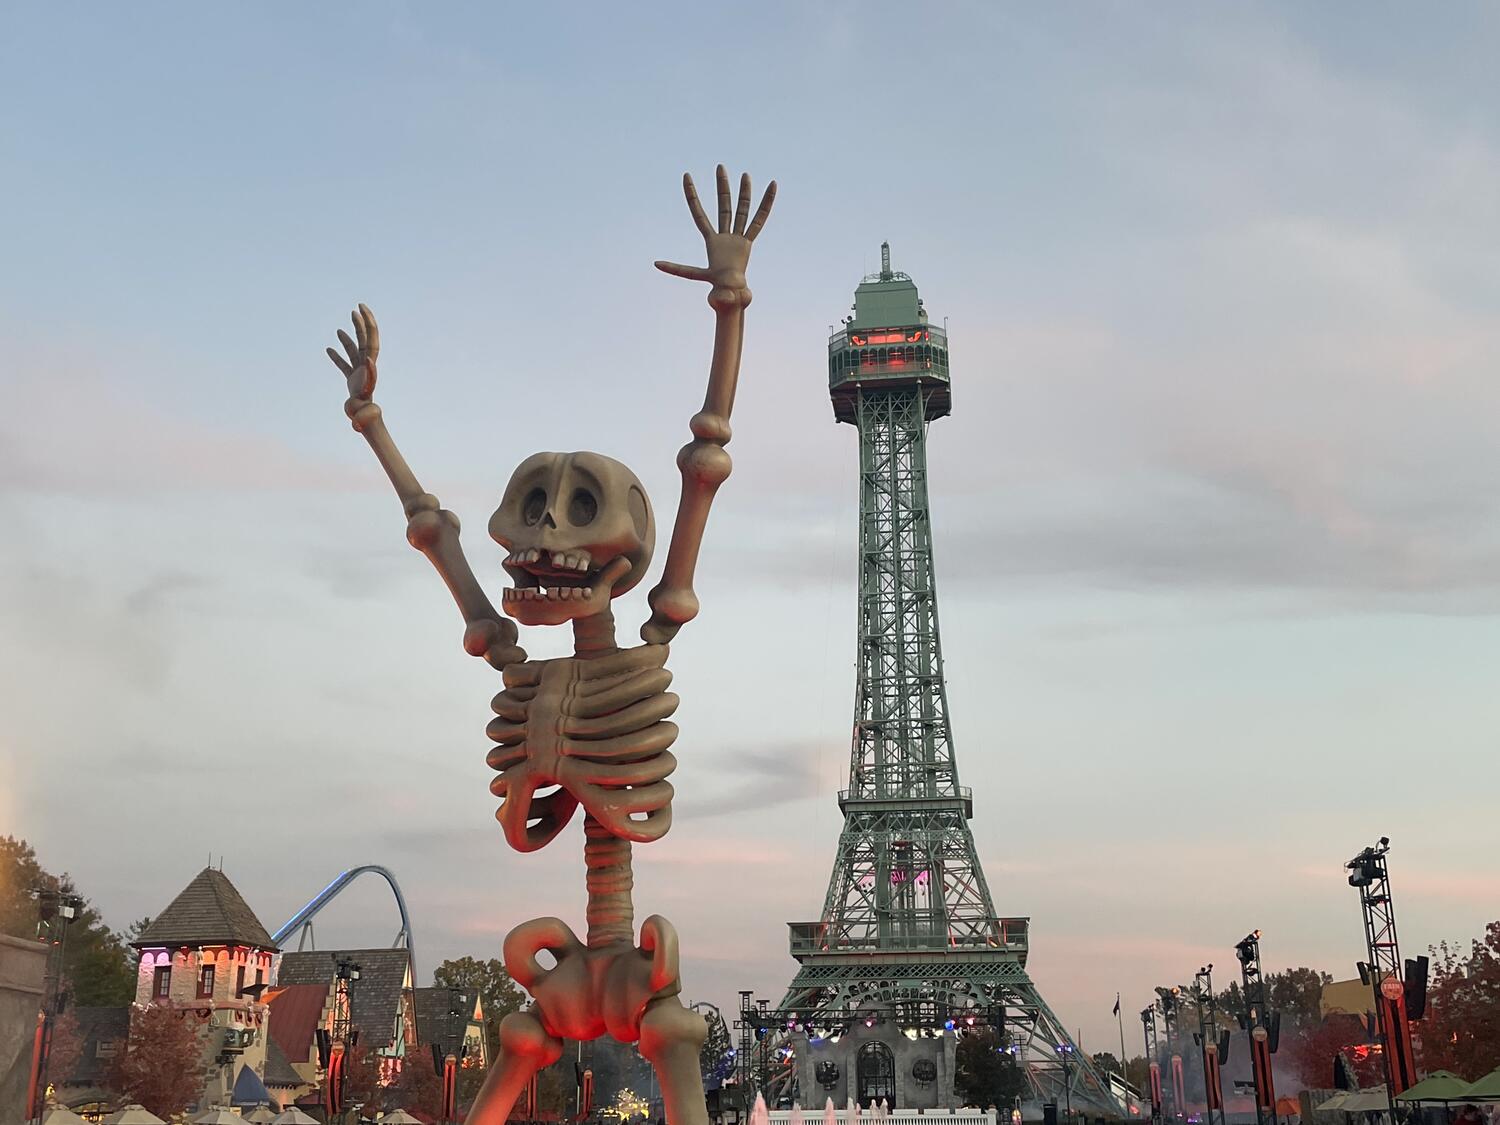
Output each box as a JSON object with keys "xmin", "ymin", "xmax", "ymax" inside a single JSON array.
[
  {"xmin": 1268, "ymin": 1011, "xmax": 1282, "ymax": 1054},
  {"xmin": 1405, "ymin": 955, "xmax": 1429, "ymax": 1020},
  {"xmin": 1044, "ymin": 1103, "xmax": 1059, "ymax": 1125}
]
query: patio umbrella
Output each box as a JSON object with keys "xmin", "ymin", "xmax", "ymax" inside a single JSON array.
[
  {"xmin": 1464, "ymin": 1066, "xmax": 1500, "ymax": 1101},
  {"xmin": 1397, "ymin": 1072, "xmax": 1472, "ymax": 1104},
  {"xmin": 1275, "ymin": 1097, "xmax": 1301, "ymax": 1116},
  {"xmin": 271, "ymin": 1110, "xmax": 321, "ymax": 1124},
  {"xmin": 193, "ymin": 1111, "xmax": 246, "ymax": 1125},
  {"xmin": 103, "ymin": 1107, "xmax": 168, "ymax": 1125},
  {"xmin": 246, "ymin": 1109, "xmax": 278, "ymax": 1124},
  {"xmin": 1316, "ymin": 1092, "xmax": 1352, "ymax": 1112},
  {"xmin": 381, "ymin": 1111, "xmax": 424, "ymax": 1123},
  {"xmin": 1340, "ymin": 1089, "xmax": 1391, "ymax": 1114},
  {"xmin": 42, "ymin": 1110, "xmax": 91, "ymax": 1125}
]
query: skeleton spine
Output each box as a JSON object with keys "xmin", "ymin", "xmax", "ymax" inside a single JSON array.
[{"xmin": 583, "ymin": 816, "xmax": 634, "ymax": 947}]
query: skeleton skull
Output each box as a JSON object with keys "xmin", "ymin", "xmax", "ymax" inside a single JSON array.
[{"xmin": 490, "ymin": 452, "xmax": 655, "ymax": 627}]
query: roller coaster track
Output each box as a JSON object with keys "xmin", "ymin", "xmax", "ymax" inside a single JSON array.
[{"xmin": 273, "ymin": 865, "xmax": 418, "ymax": 982}]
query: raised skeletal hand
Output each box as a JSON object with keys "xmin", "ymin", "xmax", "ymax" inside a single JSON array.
[
  {"xmin": 655, "ymin": 165, "xmax": 776, "ymax": 312},
  {"xmin": 325, "ymin": 303, "xmax": 379, "ymax": 417}
]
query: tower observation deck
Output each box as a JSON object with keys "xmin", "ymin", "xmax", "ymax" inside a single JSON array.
[{"xmin": 739, "ymin": 246, "xmax": 1122, "ymax": 1117}]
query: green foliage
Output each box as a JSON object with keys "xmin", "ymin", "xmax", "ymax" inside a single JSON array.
[
  {"xmin": 432, "ymin": 955, "xmax": 525, "ymax": 1064},
  {"xmin": 954, "ymin": 1029, "xmax": 1028, "ymax": 1109},
  {"xmin": 0, "ymin": 836, "xmax": 135, "ymax": 1006},
  {"xmin": 1091, "ymin": 1051, "xmax": 1122, "ymax": 1077}
]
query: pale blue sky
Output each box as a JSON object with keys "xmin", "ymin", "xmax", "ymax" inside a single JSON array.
[{"xmin": 4, "ymin": 3, "xmax": 1500, "ymax": 1055}]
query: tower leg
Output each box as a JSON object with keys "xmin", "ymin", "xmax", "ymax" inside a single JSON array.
[
  {"xmin": 466, "ymin": 1009, "xmax": 564, "ymax": 1125},
  {"xmin": 639, "ymin": 996, "xmax": 709, "ymax": 1125}
]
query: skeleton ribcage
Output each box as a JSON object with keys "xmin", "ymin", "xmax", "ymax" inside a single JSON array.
[{"xmin": 486, "ymin": 642, "xmax": 679, "ymax": 852}]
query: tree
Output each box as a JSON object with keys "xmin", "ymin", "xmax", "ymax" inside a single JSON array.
[
  {"xmin": 433, "ymin": 956, "xmax": 525, "ymax": 1063},
  {"xmin": 1282, "ymin": 1013, "xmax": 1381, "ymax": 1090},
  {"xmin": 1123, "ymin": 1055, "xmax": 1149, "ymax": 1092},
  {"xmin": 0, "ymin": 837, "xmax": 135, "ymax": 1006},
  {"xmin": 1418, "ymin": 920, "xmax": 1500, "ymax": 1079},
  {"xmin": 340, "ymin": 1038, "xmax": 387, "ymax": 1118},
  {"xmin": 1092, "ymin": 1052, "xmax": 1123, "ymax": 1077},
  {"xmin": 108, "ymin": 1005, "xmax": 208, "ymax": 1118},
  {"xmin": 46, "ymin": 1007, "xmax": 85, "ymax": 1091},
  {"xmin": 1266, "ymin": 968, "xmax": 1333, "ymax": 1028},
  {"xmin": 955, "ymin": 1029, "xmax": 1029, "ymax": 1109},
  {"xmin": 390, "ymin": 1054, "xmax": 444, "ymax": 1118}
]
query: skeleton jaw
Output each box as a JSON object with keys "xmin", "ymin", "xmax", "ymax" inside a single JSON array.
[{"xmin": 502, "ymin": 549, "xmax": 623, "ymax": 626}]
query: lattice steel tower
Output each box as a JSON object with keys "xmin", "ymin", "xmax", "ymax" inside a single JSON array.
[{"xmin": 754, "ymin": 246, "xmax": 1119, "ymax": 1114}]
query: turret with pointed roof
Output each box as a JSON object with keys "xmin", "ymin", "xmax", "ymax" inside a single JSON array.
[
  {"xmin": 129, "ymin": 867, "xmax": 279, "ymax": 1112},
  {"xmin": 132, "ymin": 868, "xmax": 277, "ymax": 952}
]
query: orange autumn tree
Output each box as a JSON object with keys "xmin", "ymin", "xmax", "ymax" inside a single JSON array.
[{"xmin": 1418, "ymin": 920, "xmax": 1500, "ymax": 1080}]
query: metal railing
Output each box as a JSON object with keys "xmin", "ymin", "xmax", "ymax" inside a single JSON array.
[{"xmin": 788, "ymin": 916, "xmax": 1028, "ymax": 956}]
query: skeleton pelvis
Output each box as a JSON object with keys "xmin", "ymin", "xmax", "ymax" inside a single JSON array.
[
  {"xmin": 503, "ymin": 915, "xmax": 682, "ymax": 1043},
  {"xmin": 487, "ymin": 644, "xmax": 680, "ymax": 851}
]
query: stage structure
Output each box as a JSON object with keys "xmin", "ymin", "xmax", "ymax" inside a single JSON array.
[{"xmin": 737, "ymin": 247, "xmax": 1121, "ymax": 1116}]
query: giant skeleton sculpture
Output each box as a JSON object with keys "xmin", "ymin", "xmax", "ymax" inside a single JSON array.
[{"xmin": 322, "ymin": 167, "xmax": 775, "ymax": 1125}]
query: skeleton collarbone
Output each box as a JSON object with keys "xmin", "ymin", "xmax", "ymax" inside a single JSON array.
[{"xmin": 488, "ymin": 642, "xmax": 679, "ymax": 851}]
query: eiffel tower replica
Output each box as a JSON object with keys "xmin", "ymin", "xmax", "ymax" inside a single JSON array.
[{"xmin": 738, "ymin": 246, "xmax": 1121, "ymax": 1117}]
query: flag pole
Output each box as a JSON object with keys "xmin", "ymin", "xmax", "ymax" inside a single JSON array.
[{"xmin": 1116, "ymin": 994, "xmax": 1128, "ymax": 1085}]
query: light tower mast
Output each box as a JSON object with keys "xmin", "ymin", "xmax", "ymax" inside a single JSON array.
[{"xmin": 743, "ymin": 247, "xmax": 1118, "ymax": 1116}]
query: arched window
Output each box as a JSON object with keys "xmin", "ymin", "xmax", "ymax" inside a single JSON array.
[{"xmin": 857, "ymin": 1040, "xmax": 896, "ymax": 1105}]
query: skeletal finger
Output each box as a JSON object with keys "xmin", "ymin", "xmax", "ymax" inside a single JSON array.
[
  {"xmin": 745, "ymin": 180, "xmax": 777, "ymax": 242},
  {"xmin": 683, "ymin": 173, "xmax": 714, "ymax": 237},
  {"xmin": 336, "ymin": 328, "xmax": 361, "ymax": 368},
  {"xmin": 654, "ymin": 260, "xmax": 711, "ymax": 282},
  {"xmin": 733, "ymin": 172, "xmax": 751, "ymax": 235},
  {"xmin": 352, "ymin": 308, "xmax": 367, "ymax": 353},
  {"xmin": 359, "ymin": 303, "xmax": 379, "ymax": 359},
  {"xmin": 715, "ymin": 164, "xmax": 731, "ymax": 232},
  {"xmin": 326, "ymin": 347, "xmax": 353, "ymax": 375}
]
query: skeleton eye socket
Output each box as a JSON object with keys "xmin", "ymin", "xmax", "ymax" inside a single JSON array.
[
  {"xmin": 522, "ymin": 488, "xmax": 547, "ymax": 526},
  {"xmin": 568, "ymin": 488, "xmax": 598, "ymax": 527}
]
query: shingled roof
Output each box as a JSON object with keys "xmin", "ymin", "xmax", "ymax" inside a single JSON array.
[
  {"xmin": 61, "ymin": 1006, "xmax": 130, "ymax": 1085},
  {"xmin": 411, "ymin": 986, "xmax": 475, "ymax": 1051},
  {"xmin": 275, "ymin": 948, "xmax": 411, "ymax": 1051},
  {"xmin": 133, "ymin": 867, "xmax": 277, "ymax": 950}
]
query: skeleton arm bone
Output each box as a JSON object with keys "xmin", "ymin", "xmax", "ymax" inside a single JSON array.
[
  {"xmin": 327, "ymin": 305, "xmax": 523, "ymax": 669},
  {"xmin": 643, "ymin": 167, "xmax": 775, "ymax": 644}
]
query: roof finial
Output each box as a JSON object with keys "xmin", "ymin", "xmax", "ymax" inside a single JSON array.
[{"xmin": 880, "ymin": 241, "xmax": 892, "ymax": 281}]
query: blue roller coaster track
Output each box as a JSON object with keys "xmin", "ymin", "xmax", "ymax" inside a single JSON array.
[{"xmin": 273, "ymin": 865, "xmax": 418, "ymax": 983}]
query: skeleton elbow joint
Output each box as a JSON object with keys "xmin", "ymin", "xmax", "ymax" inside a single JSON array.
[{"xmin": 676, "ymin": 441, "xmax": 731, "ymax": 487}]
